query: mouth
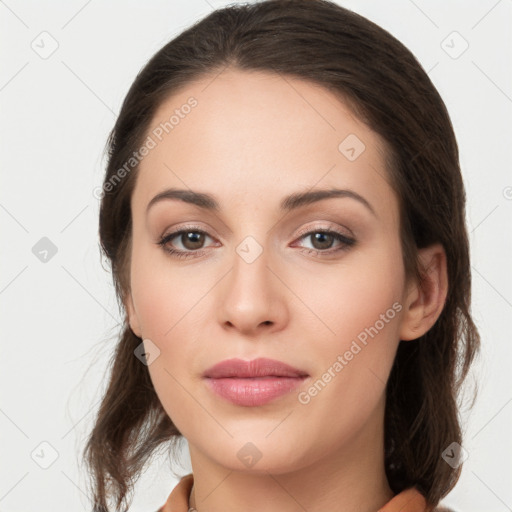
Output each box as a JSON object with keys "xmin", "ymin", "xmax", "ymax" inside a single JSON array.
[{"xmin": 203, "ymin": 358, "xmax": 309, "ymax": 407}]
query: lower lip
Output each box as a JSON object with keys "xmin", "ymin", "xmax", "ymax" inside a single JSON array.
[{"xmin": 205, "ymin": 376, "xmax": 307, "ymax": 406}]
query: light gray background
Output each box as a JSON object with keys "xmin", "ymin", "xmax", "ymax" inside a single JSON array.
[{"xmin": 1, "ymin": 0, "xmax": 511, "ymax": 510}]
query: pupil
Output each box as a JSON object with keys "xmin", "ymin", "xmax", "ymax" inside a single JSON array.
[
  {"xmin": 312, "ymin": 232, "xmax": 332, "ymax": 249},
  {"xmin": 184, "ymin": 232, "xmax": 203, "ymax": 249}
]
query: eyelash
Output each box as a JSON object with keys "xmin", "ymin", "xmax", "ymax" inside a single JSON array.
[{"xmin": 156, "ymin": 224, "xmax": 356, "ymax": 260}]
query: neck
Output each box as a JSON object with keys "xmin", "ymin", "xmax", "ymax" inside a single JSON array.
[{"xmin": 187, "ymin": 399, "xmax": 394, "ymax": 512}]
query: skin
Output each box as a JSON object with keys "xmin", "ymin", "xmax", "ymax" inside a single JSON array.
[{"xmin": 125, "ymin": 68, "xmax": 448, "ymax": 512}]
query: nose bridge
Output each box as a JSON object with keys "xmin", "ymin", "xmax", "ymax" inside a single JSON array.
[
  {"xmin": 230, "ymin": 232, "xmax": 273, "ymax": 299},
  {"xmin": 217, "ymin": 230, "xmax": 286, "ymax": 332}
]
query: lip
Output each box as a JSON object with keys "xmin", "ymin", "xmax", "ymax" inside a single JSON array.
[
  {"xmin": 203, "ymin": 358, "xmax": 309, "ymax": 407},
  {"xmin": 203, "ymin": 357, "xmax": 309, "ymax": 379}
]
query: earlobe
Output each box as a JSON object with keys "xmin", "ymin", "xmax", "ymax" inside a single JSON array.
[
  {"xmin": 399, "ymin": 243, "xmax": 448, "ymax": 341},
  {"xmin": 125, "ymin": 291, "xmax": 142, "ymax": 338}
]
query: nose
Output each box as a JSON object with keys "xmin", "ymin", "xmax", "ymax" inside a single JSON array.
[{"xmin": 216, "ymin": 240, "xmax": 288, "ymax": 336}]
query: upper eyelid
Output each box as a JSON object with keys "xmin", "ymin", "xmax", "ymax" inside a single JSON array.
[
  {"xmin": 294, "ymin": 221, "xmax": 354, "ymax": 238},
  {"xmin": 163, "ymin": 222, "xmax": 351, "ymax": 237}
]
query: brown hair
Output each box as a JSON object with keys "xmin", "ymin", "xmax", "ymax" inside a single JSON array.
[{"xmin": 83, "ymin": 1, "xmax": 481, "ymax": 510}]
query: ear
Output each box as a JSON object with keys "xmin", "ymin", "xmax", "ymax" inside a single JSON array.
[
  {"xmin": 125, "ymin": 291, "xmax": 142, "ymax": 338},
  {"xmin": 399, "ymin": 243, "xmax": 448, "ymax": 341}
]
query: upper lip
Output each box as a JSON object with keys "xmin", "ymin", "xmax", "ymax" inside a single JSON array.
[{"xmin": 203, "ymin": 357, "xmax": 309, "ymax": 378}]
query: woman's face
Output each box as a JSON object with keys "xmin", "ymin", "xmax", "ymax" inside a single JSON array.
[{"xmin": 126, "ymin": 68, "xmax": 415, "ymax": 474}]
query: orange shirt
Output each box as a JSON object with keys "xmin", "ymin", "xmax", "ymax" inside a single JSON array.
[{"xmin": 156, "ymin": 473, "xmax": 455, "ymax": 512}]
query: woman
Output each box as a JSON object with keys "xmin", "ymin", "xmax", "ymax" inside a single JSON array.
[{"xmin": 83, "ymin": 1, "xmax": 480, "ymax": 511}]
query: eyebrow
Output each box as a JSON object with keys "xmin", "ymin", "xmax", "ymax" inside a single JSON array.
[{"xmin": 146, "ymin": 187, "xmax": 376, "ymax": 216}]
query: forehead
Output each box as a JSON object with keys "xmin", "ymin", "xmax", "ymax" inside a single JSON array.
[{"xmin": 133, "ymin": 68, "xmax": 397, "ymax": 220}]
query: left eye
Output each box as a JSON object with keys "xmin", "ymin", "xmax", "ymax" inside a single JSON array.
[{"xmin": 295, "ymin": 230, "xmax": 355, "ymax": 252}]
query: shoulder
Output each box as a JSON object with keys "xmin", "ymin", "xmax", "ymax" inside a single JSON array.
[{"xmin": 433, "ymin": 506, "xmax": 457, "ymax": 512}]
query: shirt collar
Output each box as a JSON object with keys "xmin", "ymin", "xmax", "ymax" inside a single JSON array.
[{"xmin": 158, "ymin": 473, "xmax": 430, "ymax": 512}]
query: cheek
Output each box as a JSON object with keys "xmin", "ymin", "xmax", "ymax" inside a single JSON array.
[
  {"xmin": 289, "ymin": 263, "xmax": 403, "ymax": 458},
  {"xmin": 292, "ymin": 239, "xmax": 404, "ymax": 406},
  {"xmin": 295, "ymin": 239, "xmax": 404, "ymax": 351},
  {"xmin": 129, "ymin": 243, "xmax": 213, "ymax": 428},
  {"xmin": 130, "ymin": 234, "xmax": 202, "ymax": 336},
  {"xmin": 130, "ymin": 250, "xmax": 206, "ymax": 362}
]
